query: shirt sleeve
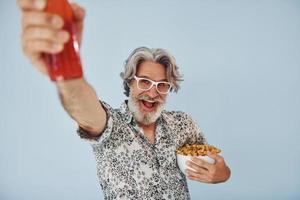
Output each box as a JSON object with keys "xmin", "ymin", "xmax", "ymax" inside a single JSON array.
[
  {"xmin": 76, "ymin": 100, "xmax": 114, "ymax": 145},
  {"xmin": 183, "ymin": 112, "xmax": 207, "ymax": 145}
]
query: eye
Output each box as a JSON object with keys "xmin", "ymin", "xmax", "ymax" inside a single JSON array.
[
  {"xmin": 157, "ymin": 82, "xmax": 169, "ymax": 89},
  {"xmin": 140, "ymin": 79, "xmax": 151, "ymax": 85},
  {"xmin": 138, "ymin": 78, "xmax": 152, "ymax": 89}
]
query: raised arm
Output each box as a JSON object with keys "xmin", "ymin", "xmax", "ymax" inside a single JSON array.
[
  {"xmin": 18, "ymin": 0, "xmax": 106, "ymax": 136},
  {"xmin": 56, "ymin": 78, "xmax": 107, "ymax": 135}
]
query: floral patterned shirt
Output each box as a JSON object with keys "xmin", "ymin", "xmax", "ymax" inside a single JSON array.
[{"xmin": 77, "ymin": 100, "xmax": 206, "ymax": 200}]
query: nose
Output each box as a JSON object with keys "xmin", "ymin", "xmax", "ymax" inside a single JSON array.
[{"xmin": 146, "ymin": 84, "xmax": 159, "ymax": 98}]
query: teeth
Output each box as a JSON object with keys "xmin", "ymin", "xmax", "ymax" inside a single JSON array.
[{"xmin": 144, "ymin": 100, "xmax": 155, "ymax": 103}]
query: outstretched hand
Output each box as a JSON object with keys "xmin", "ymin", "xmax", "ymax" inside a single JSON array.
[{"xmin": 17, "ymin": 0, "xmax": 85, "ymax": 75}]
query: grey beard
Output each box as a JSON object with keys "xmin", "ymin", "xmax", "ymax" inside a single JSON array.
[{"xmin": 127, "ymin": 93, "xmax": 165, "ymax": 125}]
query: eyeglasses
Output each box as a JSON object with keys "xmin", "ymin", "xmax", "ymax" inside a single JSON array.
[{"xmin": 133, "ymin": 76, "xmax": 172, "ymax": 94}]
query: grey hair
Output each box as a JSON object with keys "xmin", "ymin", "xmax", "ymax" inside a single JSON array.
[{"xmin": 120, "ymin": 47, "xmax": 183, "ymax": 97}]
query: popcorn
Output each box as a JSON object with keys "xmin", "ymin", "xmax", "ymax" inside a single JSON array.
[{"xmin": 176, "ymin": 144, "xmax": 221, "ymax": 156}]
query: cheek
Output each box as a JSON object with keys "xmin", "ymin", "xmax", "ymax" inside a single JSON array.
[
  {"xmin": 130, "ymin": 84, "xmax": 143, "ymax": 97},
  {"xmin": 160, "ymin": 94, "xmax": 167, "ymax": 101}
]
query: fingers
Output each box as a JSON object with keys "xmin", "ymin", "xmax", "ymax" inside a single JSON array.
[
  {"xmin": 207, "ymin": 151, "xmax": 224, "ymax": 163},
  {"xmin": 22, "ymin": 11, "xmax": 64, "ymax": 30},
  {"xmin": 17, "ymin": 0, "xmax": 46, "ymax": 11},
  {"xmin": 191, "ymin": 156, "xmax": 212, "ymax": 170},
  {"xmin": 186, "ymin": 154, "xmax": 230, "ymax": 184},
  {"xmin": 22, "ymin": 39, "xmax": 64, "ymax": 56},
  {"xmin": 21, "ymin": 10, "xmax": 69, "ymax": 59},
  {"xmin": 186, "ymin": 169, "xmax": 211, "ymax": 183},
  {"xmin": 22, "ymin": 26, "xmax": 69, "ymax": 44},
  {"xmin": 186, "ymin": 160, "xmax": 208, "ymax": 174}
]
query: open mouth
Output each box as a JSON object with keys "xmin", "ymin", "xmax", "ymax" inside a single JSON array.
[{"xmin": 140, "ymin": 100, "xmax": 157, "ymax": 111}]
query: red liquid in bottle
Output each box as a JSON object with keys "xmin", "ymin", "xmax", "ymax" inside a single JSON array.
[{"xmin": 43, "ymin": 0, "xmax": 83, "ymax": 81}]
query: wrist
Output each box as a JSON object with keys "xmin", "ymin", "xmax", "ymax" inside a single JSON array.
[{"xmin": 56, "ymin": 77, "xmax": 85, "ymax": 92}]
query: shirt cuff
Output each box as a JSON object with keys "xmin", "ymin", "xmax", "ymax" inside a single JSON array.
[{"xmin": 76, "ymin": 100, "xmax": 114, "ymax": 145}]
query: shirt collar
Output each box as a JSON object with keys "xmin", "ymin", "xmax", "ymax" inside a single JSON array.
[{"xmin": 120, "ymin": 100, "xmax": 133, "ymax": 124}]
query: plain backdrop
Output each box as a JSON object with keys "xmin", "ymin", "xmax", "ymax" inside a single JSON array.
[{"xmin": 0, "ymin": 0, "xmax": 299, "ymax": 199}]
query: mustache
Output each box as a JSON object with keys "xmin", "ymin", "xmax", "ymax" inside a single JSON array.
[{"xmin": 137, "ymin": 95, "xmax": 164, "ymax": 103}]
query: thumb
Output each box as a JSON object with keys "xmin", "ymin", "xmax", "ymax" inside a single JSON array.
[
  {"xmin": 69, "ymin": 3, "xmax": 85, "ymax": 46},
  {"xmin": 207, "ymin": 151, "xmax": 221, "ymax": 162},
  {"xmin": 70, "ymin": 3, "xmax": 85, "ymax": 22}
]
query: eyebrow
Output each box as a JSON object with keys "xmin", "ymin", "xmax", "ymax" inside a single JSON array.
[{"xmin": 138, "ymin": 75, "xmax": 168, "ymax": 82}]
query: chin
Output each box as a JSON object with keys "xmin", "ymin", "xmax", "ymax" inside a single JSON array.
[
  {"xmin": 136, "ymin": 107, "xmax": 159, "ymax": 125},
  {"xmin": 128, "ymin": 99, "xmax": 164, "ymax": 125}
]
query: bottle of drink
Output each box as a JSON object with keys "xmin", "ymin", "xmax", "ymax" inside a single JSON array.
[{"xmin": 43, "ymin": 0, "xmax": 83, "ymax": 81}]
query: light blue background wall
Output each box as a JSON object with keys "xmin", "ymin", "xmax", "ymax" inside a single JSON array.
[{"xmin": 0, "ymin": 0, "xmax": 299, "ymax": 199}]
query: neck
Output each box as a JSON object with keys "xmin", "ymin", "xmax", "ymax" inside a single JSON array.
[{"xmin": 138, "ymin": 122, "xmax": 156, "ymax": 132}]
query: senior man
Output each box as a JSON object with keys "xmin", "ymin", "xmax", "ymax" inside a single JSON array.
[{"xmin": 18, "ymin": 0, "xmax": 231, "ymax": 199}]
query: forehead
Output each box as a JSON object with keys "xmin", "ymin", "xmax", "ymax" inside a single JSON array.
[{"xmin": 136, "ymin": 61, "xmax": 167, "ymax": 81}]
